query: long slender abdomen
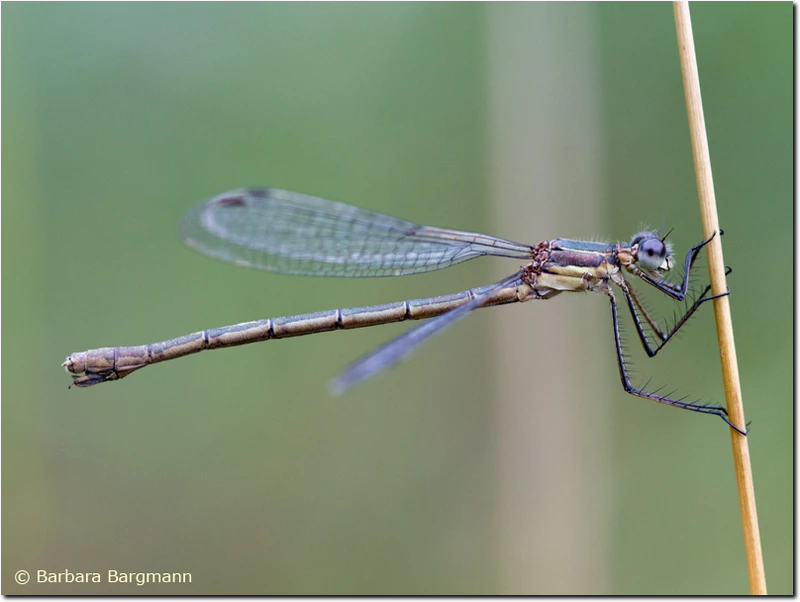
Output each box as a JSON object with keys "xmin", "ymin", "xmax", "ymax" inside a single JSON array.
[{"xmin": 63, "ymin": 282, "xmax": 526, "ymax": 388}]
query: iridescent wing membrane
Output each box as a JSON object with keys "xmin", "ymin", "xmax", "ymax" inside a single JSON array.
[{"xmin": 181, "ymin": 188, "xmax": 533, "ymax": 278}]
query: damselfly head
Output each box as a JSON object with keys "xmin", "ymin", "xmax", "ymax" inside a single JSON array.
[{"xmin": 630, "ymin": 231, "xmax": 672, "ymax": 272}]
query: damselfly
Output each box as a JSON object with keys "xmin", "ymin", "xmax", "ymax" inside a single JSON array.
[{"xmin": 63, "ymin": 188, "xmax": 745, "ymax": 434}]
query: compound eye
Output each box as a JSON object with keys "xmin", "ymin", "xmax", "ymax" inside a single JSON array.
[{"xmin": 638, "ymin": 237, "xmax": 667, "ymax": 271}]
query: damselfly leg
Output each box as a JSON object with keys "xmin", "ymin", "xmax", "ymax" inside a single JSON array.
[{"xmin": 604, "ymin": 282, "xmax": 746, "ymax": 435}]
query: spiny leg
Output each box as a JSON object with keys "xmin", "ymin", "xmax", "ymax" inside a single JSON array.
[
  {"xmin": 604, "ymin": 284, "xmax": 747, "ymax": 435},
  {"xmin": 626, "ymin": 278, "xmax": 664, "ymax": 338},
  {"xmin": 617, "ymin": 268, "xmax": 731, "ymax": 358},
  {"xmin": 638, "ymin": 231, "xmax": 719, "ymax": 300}
]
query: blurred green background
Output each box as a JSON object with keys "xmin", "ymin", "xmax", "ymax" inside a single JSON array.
[{"xmin": 2, "ymin": 3, "xmax": 790, "ymax": 595}]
